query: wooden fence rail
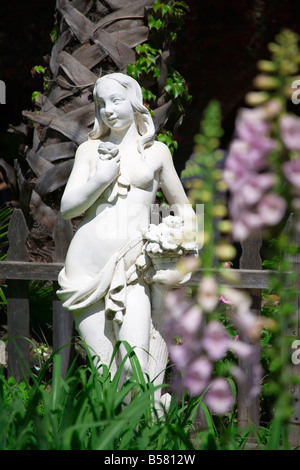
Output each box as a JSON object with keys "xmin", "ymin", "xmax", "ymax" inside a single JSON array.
[{"xmin": 1, "ymin": 208, "xmax": 300, "ymax": 445}]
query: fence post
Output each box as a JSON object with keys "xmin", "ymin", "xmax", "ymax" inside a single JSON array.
[
  {"xmin": 238, "ymin": 232, "xmax": 262, "ymax": 428},
  {"xmin": 52, "ymin": 212, "xmax": 74, "ymax": 378},
  {"xmin": 7, "ymin": 209, "xmax": 30, "ymax": 381}
]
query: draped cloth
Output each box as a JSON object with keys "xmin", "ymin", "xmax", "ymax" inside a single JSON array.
[{"xmin": 57, "ymin": 233, "xmax": 145, "ymax": 325}]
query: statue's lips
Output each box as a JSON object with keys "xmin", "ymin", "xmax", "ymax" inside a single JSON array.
[{"xmin": 106, "ymin": 117, "xmax": 117, "ymax": 123}]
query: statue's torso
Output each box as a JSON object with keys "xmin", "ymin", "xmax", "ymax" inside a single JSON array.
[{"xmin": 64, "ymin": 140, "xmax": 162, "ymax": 282}]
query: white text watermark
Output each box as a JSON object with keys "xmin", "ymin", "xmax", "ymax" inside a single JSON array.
[
  {"xmin": 291, "ymin": 339, "xmax": 300, "ymax": 365},
  {"xmin": 0, "ymin": 80, "xmax": 5, "ymax": 104},
  {"xmin": 291, "ymin": 80, "xmax": 300, "ymax": 105},
  {"xmin": 0, "ymin": 340, "xmax": 5, "ymax": 364},
  {"xmin": 95, "ymin": 202, "xmax": 204, "ymax": 247}
]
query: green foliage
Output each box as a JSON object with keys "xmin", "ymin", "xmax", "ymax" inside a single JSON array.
[
  {"xmin": 128, "ymin": 44, "xmax": 162, "ymax": 82},
  {"xmin": 31, "ymin": 65, "xmax": 49, "ymax": 104},
  {"xmin": 127, "ymin": 0, "xmax": 191, "ymax": 153},
  {"xmin": 33, "ymin": 65, "xmax": 46, "ymax": 75},
  {"xmin": 164, "ymin": 69, "xmax": 192, "ymax": 114},
  {"xmin": 0, "ymin": 343, "xmax": 204, "ymax": 450},
  {"xmin": 148, "ymin": 0, "xmax": 190, "ymax": 42},
  {"xmin": 127, "ymin": 43, "xmax": 162, "ymax": 105},
  {"xmin": 181, "ymin": 100, "xmax": 224, "ymax": 183},
  {"xmin": 50, "ymin": 19, "xmax": 59, "ymax": 44},
  {"xmin": 181, "ymin": 100, "xmax": 234, "ymax": 267},
  {"xmin": 31, "ymin": 91, "xmax": 41, "ymax": 103},
  {"xmin": 157, "ymin": 129, "xmax": 178, "ymax": 155},
  {"xmin": 0, "ymin": 343, "xmax": 287, "ymax": 450}
]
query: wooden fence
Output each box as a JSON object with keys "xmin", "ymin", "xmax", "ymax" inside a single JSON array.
[
  {"xmin": 0, "ymin": 208, "xmax": 74, "ymax": 379},
  {"xmin": 0, "ymin": 208, "xmax": 300, "ymax": 445}
]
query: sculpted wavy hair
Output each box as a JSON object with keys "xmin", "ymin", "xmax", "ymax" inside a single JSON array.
[{"xmin": 89, "ymin": 73, "xmax": 156, "ymax": 157}]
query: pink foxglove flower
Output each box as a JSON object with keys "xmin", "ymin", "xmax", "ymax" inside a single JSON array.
[
  {"xmin": 201, "ymin": 321, "xmax": 230, "ymax": 361},
  {"xmin": 280, "ymin": 114, "xmax": 300, "ymax": 151},
  {"xmin": 176, "ymin": 304, "xmax": 203, "ymax": 338},
  {"xmin": 164, "ymin": 281, "xmax": 262, "ymax": 412},
  {"xmin": 220, "ymin": 287, "xmax": 252, "ymax": 312},
  {"xmin": 169, "ymin": 344, "xmax": 191, "ymax": 369},
  {"xmin": 235, "ymin": 108, "xmax": 276, "ymax": 152},
  {"xmin": 256, "ymin": 193, "xmax": 286, "ymax": 226},
  {"xmin": 229, "ymin": 191, "xmax": 286, "ymax": 240},
  {"xmin": 226, "ymin": 140, "xmax": 269, "ymax": 174},
  {"xmin": 164, "ymin": 290, "xmax": 199, "ymax": 329},
  {"xmin": 219, "ymin": 295, "xmax": 233, "ymax": 305},
  {"xmin": 237, "ymin": 173, "xmax": 275, "ymax": 206},
  {"xmin": 282, "ymin": 158, "xmax": 300, "ymax": 193},
  {"xmin": 197, "ymin": 276, "xmax": 218, "ymax": 312},
  {"xmin": 231, "ymin": 309, "xmax": 261, "ymax": 340},
  {"xmin": 236, "ymin": 108, "xmax": 269, "ymax": 140},
  {"xmin": 229, "ymin": 339, "xmax": 254, "ymax": 358},
  {"xmin": 204, "ymin": 378, "xmax": 234, "ymax": 415},
  {"xmin": 182, "ymin": 356, "xmax": 213, "ymax": 396},
  {"xmin": 224, "ymin": 103, "xmax": 285, "ymax": 241}
]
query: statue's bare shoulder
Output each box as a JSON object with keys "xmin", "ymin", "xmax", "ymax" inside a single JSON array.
[
  {"xmin": 146, "ymin": 139, "xmax": 173, "ymax": 170},
  {"xmin": 75, "ymin": 139, "xmax": 99, "ymax": 163}
]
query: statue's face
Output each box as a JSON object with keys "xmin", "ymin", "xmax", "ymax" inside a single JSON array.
[{"xmin": 96, "ymin": 80, "xmax": 135, "ymax": 133}]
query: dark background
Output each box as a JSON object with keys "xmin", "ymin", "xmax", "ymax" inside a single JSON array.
[
  {"xmin": 0, "ymin": 1, "xmax": 55, "ymax": 165},
  {"xmin": 175, "ymin": 0, "xmax": 300, "ymax": 172},
  {"xmin": 1, "ymin": 0, "xmax": 300, "ymax": 177}
]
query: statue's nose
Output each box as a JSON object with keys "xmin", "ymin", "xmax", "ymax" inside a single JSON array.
[{"xmin": 105, "ymin": 105, "xmax": 114, "ymax": 116}]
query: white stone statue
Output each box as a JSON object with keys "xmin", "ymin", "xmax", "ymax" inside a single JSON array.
[{"xmin": 57, "ymin": 73, "xmax": 197, "ymax": 408}]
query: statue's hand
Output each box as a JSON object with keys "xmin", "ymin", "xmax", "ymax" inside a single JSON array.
[
  {"xmin": 96, "ymin": 143, "xmax": 120, "ymax": 183},
  {"xmin": 97, "ymin": 142, "xmax": 119, "ymax": 160}
]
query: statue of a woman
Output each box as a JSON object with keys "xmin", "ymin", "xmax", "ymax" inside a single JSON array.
[{"xmin": 57, "ymin": 73, "xmax": 196, "ymax": 405}]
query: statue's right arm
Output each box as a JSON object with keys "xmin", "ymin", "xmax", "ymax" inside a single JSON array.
[{"xmin": 60, "ymin": 141, "xmax": 120, "ymax": 219}]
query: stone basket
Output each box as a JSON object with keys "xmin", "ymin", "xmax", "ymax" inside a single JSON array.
[
  {"xmin": 145, "ymin": 249, "xmax": 197, "ymax": 285},
  {"xmin": 149, "ymin": 252, "xmax": 182, "ymax": 271}
]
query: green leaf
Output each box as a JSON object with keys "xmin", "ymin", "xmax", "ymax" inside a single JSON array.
[
  {"xmin": 96, "ymin": 391, "xmax": 153, "ymax": 450},
  {"xmin": 265, "ymin": 417, "xmax": 283, "ymax": 450},
  {"xmin": 153, "ymin": 0, "xmax": 161, "ymax": 13},
  {"xmin": 142, "ymin": 88, "xmax": 157, "ymax": 102},
  {"xmin": 33, "ymin": 65, "xmax": 46, "ymax": 74},
  {"xmin": 148, "ymin": 17, "xmax": 164, "ymax": 30}
]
